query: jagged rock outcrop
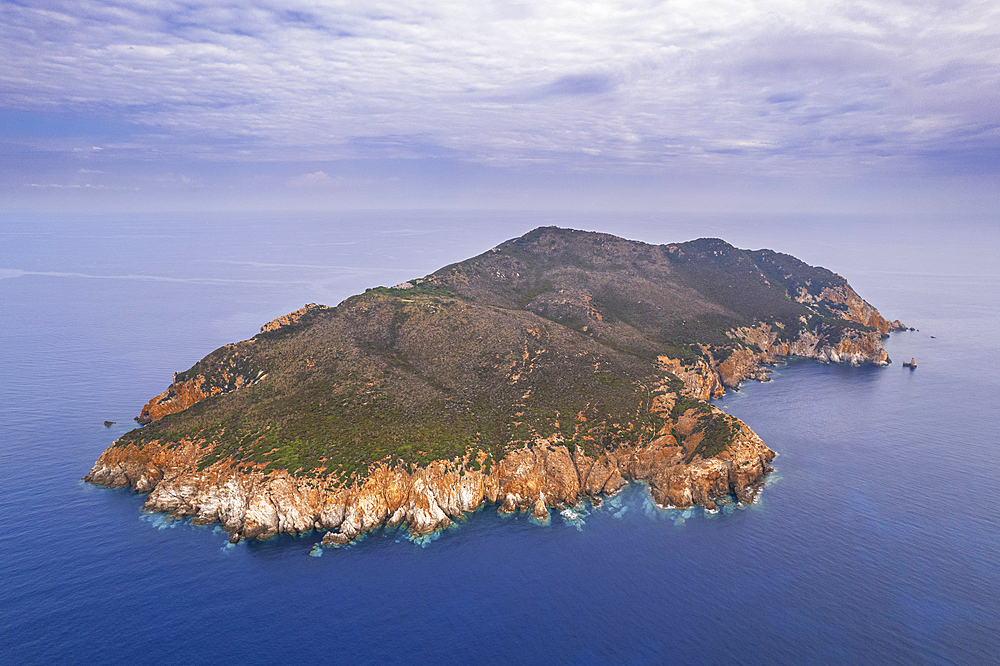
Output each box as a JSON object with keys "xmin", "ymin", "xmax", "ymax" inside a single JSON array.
[
  {"xmin": 714, "ymin": 321, "xmax": 891, "ymax": 388},
  {"xmin": 136, "ymin": 346, "xmax": 266, "ymax": 424},
  {"xmin": 657, "ymin": 356, "xmax": 724, "ymax": 400},
  {"xmin": 716, "ymin": 347, "xmax": 771, "ymax": 388},
  {"xmin": 136, "ymin": 375, "xmax": 221, "ymax": 424}
]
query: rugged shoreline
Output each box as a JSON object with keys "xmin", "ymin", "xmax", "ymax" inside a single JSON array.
[{"xmin": 86, "ymin": 406, "xmax": 775, "ymax": 544}]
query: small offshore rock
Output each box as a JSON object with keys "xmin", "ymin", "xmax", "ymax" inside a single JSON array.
[
  {"xmin": 229, "ymin": 533, "xmax": 241, "ymax": 544},
  {"xmin": 531, "ymin": 495, "xmax": 550, "ymax": 523},
  {"xmin": 103, "ymin": 421, "xmax": 116, "ymax": 427},
  {"xmin": 322, "ymin": 531, "xmax": 350, "ymax": 546}
]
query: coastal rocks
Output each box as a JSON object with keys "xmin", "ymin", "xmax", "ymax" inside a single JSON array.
[
  {"xmin": 321, "ymin": 531, "xmax": 350, "ymax": 546},
  {"xmin": 646, "ymin": 420, "xmax": 773, "ymax": 508},
  {"xmin": 134, "ymin": 352, "xmax": 265, "ymax": 425},
  {"xmin": 494, "ymin": 445, "xmax": 582, "ymax": 508},
  {"xmin": 657, "ymin": 356, "xmax": 724, "ymax": 399},
  {"xmin": 85, "ymin": 413, "xmax": 775, "ymax": 544},
  {"xmin": 655, "ymin": 310, "xmax": 901, "ymax": 401},
  {"xmin": 716, "ymin": 321, "xmax": 893, "ymax": 390},
  {"xmin": 812, "ymin": 328, "xmax": 890, "ymax": 366},
  {"xmin": 83, "ymin": 438, "xmax": 199, "ymax": 491},
  {"xmin": 531, "ymin": 494, "xmax": 550, "ymax": 523},
  {"xmin": 716, "ymin": 347, "xmax": 771, "ymax": 388}
]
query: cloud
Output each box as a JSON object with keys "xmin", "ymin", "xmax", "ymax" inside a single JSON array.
[
  {"xmin": 535, "ymin": 72, "xmax": 621, "ymax": 98},
  {"xmin": 287, "ymin": 171, "xmax": 346, "ymax": 188},
  {"xmin": 1, "ymin": 0, "xmax": 998, "ymax": 204}
]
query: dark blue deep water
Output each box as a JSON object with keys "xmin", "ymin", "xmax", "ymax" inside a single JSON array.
[{"xmin": 2, "ymin": 211, "xmax": 998, "ymax": 665}]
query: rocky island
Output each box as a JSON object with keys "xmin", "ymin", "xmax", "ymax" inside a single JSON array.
[{"xmin": 86, "ymin": 227, "xmax": 905, "ymax": 544}]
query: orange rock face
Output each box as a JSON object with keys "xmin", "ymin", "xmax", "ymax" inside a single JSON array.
[
  {"xmin": 137, "ymin": 375, "xmax": 218, "ymax": 424},
  {"xmin": 658, "ymin": 356, "xmax": 724, "ymax": 399},
  {"xmin": 259, "ymin": 303, "xmax": 330, "ymax": 333},
  {"xmin": 85, "ymin": 404, "xmax": 775, "ymax": 544},
  {"xmin": 716, "ymin": 347, "xmax": 770, "ymax": 388},
  {"xmin": 136, "ymin": 303, "xmax": 330, "ymax": 425}
]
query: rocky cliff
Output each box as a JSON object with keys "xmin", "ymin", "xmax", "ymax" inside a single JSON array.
[
  {"xmin": 86, "ymin": 227, "xmax": 904, "ymax": 545},
  {"xmin": 86, "ymin": 394, "xmax": 774, "ymax": 543},
  {"xmin": 715, "ymin": 320, "xmax": 892, "ymax": 388}
]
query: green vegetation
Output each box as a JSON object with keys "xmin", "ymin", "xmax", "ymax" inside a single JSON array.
[
  {"xmin": 365, "ymin": 282, "xmax": 460, "ymax": 300},
  {"xmin": 685, "ymin": 413, "xmax": 737, "ymax": 463}
]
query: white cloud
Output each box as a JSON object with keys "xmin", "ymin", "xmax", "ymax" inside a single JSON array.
[
  {"xmin": 287, "ymin": 171, "xmax": 347, "ymax": 188},
  {"xmin": 1, "ymin": 0, "xmax": 998, "ymax": 181}
]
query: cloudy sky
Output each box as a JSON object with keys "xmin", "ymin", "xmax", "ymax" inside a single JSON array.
[{"xmin": 2, "ymin": 0, "xmax": 998, "ymax": 212}]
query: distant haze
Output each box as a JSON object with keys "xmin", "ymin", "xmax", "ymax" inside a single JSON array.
[{"xmin": 1, "ymin": 1, "xmax": 998, "ymax": 214}]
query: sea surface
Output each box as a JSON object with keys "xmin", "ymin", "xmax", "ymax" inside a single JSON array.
[{"xmin": 1, "ymin": 211, "xmax": 998, "ymax": 665}]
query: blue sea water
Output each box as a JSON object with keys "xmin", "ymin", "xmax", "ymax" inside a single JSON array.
[{"xmin": 1, "ymin": 211, "xmax": 998, "ymax": 665}]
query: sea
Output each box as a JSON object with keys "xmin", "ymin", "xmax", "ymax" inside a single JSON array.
[{"xmin": 1, "ymin": 210, "xmax": 998, "ymax": 665}]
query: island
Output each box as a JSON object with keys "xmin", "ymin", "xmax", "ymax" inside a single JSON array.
[{"xmin": 85, "ymin": 227, "xmax": 905, "ymax": 544}]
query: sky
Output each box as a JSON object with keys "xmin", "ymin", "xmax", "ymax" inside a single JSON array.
[{"xmin": 2, "ymin": 0, "xmax": 999, "ymax": 213}]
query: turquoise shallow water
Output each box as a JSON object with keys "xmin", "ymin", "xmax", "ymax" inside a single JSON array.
[{"xmin": 1, "ymin": 211, "xmax": 998, "ymax": 665}]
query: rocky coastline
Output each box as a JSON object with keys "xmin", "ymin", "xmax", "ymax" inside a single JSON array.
[{"xmin": 86, "ymin": 404, "xmax": 774, "ymax": 544}]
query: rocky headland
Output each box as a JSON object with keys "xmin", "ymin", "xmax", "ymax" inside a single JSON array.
[{"xmin": 86, "ymin": 227, "xmax": 904, "ymax": 544}]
